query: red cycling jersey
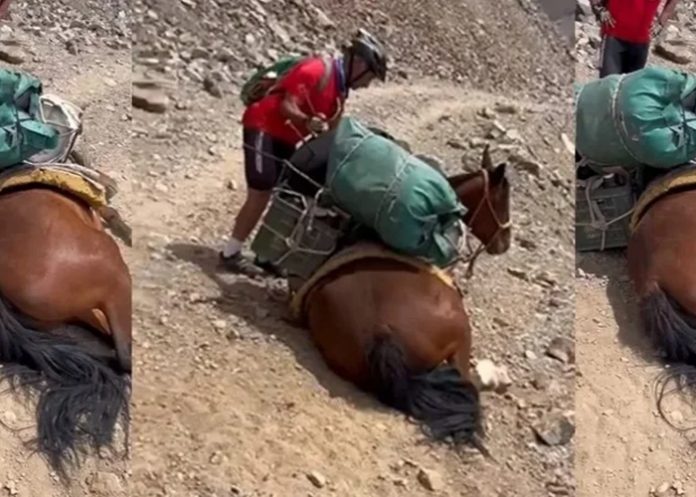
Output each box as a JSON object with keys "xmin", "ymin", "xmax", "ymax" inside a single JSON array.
[
  {"xmin": 602, "ymin": 0, "xmax": 662, "ymax": 44},
  {"xmin": 242, "ymin": 57, "xmax": 345, "ymax": 146}
]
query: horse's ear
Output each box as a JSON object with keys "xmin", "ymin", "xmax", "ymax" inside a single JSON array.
[
  {"xmin": 491, "ymin": 162, "xmax": 506, "ymax": 184},
  {"xmin": 481, "ymin": 144, "xmax": 494, "ymax": 171}
]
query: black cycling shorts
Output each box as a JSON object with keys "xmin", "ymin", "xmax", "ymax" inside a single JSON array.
[
  {"xmin": 598, "ymin": 35, "xmax": 649, "ymax": 78},
  {"xmin": 242, "ymin": 128, "xmax": 295, "ymax": 191}
]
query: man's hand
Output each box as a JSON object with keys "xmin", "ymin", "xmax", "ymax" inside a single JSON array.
[
  {"xmin": 306, "ymin": 115, "xmax": 329, "ymax": 135},
  {"xmin": 651, "ymin": 18, "xmax": 665, "ymax": 39},
  {"xmin": 592, "ymin": 3, "xmax": 616, "ymax": 28},
  {"xmin": 652, "ymin": 0, "xmax": 678, "ymax": 40}
]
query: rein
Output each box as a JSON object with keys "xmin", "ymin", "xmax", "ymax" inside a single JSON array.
[{"xmin": 458, "ymin": 168, "xmax": 512, "ymax": 278}]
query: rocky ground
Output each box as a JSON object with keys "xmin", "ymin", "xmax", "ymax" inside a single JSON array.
[
  {"xmin": 574, "ymin": 3, "xmax": 696, "ymax": 497},
  {"xmin": 131, "ymin": 1, "xmax": 575, "ymax": 497},
  {"xmin": 0, "ymin": 1, "xmax": 131, "ymax": 496}
]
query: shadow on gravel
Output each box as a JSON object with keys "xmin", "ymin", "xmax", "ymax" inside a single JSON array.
[
  {"xmin": 576, "ymin": 250, "xmax": 657, "ymax": 364},
  {"xmin": 166, "ymin": 241, "xmax": 386, "ymax": 412}
]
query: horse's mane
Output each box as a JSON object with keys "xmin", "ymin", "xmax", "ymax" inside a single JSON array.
[{"xmin": 448, "ymin": 170, "xmax": 482, "ymax": 188}]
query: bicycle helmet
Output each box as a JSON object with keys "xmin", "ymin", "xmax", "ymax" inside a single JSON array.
[{"xmin": 347, "ymin": 28, "xmax": 388, "ymax": 81}]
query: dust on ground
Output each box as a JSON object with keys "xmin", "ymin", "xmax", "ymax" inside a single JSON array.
[
  {"xmin": 130, "ymin": 1, "xmax": 576, "ymax": 496},
  {"xmin": 574, "ymin": 4, "xmax": 696, "ymax": 497},
  {"xmin": 0, "ymin": 1, "xmax": 131, "ymax": 496}
]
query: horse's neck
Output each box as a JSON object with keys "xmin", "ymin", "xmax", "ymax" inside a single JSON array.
[{"xmin": 455, "ymin": 178, "xmax": 485, "ymax": 212}]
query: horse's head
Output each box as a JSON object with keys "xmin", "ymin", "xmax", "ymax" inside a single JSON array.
[{"xmin": 448, "ymin": 145, "xmax": 512, "ymax": 255}]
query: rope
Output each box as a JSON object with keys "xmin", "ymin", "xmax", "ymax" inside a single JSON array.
[{"xmin": 576, "ymin": 174, "xmax": 634, "ymax": 251}]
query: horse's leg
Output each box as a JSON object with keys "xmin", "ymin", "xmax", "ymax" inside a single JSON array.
[
  {"xmin": 79, "ymin": 308, "xmax": 110, "ymax": 334},
  {"xmin": 448, "ymin": 339, "xmax": 474, "ymax": 383},
  {"xmin": 74, "ymin": 283, "xmax": 131, "ymax": 373},
  {"xmin": 100, "ymin": 268, "xmax": 132, "ymax": 373},
  {"xmin": 74, "ymin": 232, "xmax": 132, "ymax": 372}
]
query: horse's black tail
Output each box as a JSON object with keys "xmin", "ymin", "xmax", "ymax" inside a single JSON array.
[
  {"xmin": 366, "ymin": 334, "xmax": 484, "ymax": 449},
  {"xmin": 641, "ymin": 287, "xmax": 696, "ymax": 427},
  {"xmin": 0, "ymin": 296, "xmax": 130, "ymax": 477}
]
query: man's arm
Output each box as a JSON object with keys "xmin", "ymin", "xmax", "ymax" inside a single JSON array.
[
  {"xmin": 590, "ymin": 0, "xmax": 615, "ymax": 28},
  {"xmin": 280, "ymin": 93, "xmax": 311, "ymax": 127},
  {"xmin": 658, "ymin": 0, "xmax": 680, "ymax": 25},
  {"xmin": 277, "ymin": 63, "xmax": 322, "ymax": 127}
]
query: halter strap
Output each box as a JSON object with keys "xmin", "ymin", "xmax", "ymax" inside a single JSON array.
[{"xmin": 460, "ymin": 169, "xmax": 512, "ymax": 278}]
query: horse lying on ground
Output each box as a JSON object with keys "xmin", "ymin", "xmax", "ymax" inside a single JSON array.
[
  {"xmin": 296, "ymin": 146, "xmax": 511, "ymax": 450},
  {"xmin": 0, "ymin": 172, "xmax": 131, "ymax": 476}
]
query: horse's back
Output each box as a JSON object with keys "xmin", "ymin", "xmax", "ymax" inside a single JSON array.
[
  {"xmin": 0, "ymin": 186, "xmax": 97, "ymax": 230},
  {"xmin": 629, "ymin": 190, "xmax": 696, "ymax": 302}
]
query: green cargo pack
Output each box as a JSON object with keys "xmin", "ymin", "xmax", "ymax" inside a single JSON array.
[
  {"xmin": 326, "ymin": 117, "xmax": 466, "ymax": 267},
  {"xmin": 0, "ymin": 68, "xmax": 58, "ymax": 169},
  {"xmin": 575, "ymin": 67, "xmax": 696, "ymax": 171}
]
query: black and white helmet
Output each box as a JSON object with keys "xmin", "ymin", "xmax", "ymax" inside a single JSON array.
[{"xmin": 347, "ymin": 28, "xmax": 388, "ymax": 81}]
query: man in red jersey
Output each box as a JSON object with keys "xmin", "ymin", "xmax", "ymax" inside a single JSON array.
[
  {"xmin": 591, "ymin": 0, "xmax": 680, "ymax": 77},
  {"xmin": 220, "ymin": 29, "xmax": 387, "ymax": 276}
]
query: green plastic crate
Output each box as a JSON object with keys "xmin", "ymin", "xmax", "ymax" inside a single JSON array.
[
  {"xmin": 576, "ymin": 173, "xmax": 636, "ymax": 252},
  {"xmin": 251, "ymin": 190, "xmax": 344, "ymax": 280}
]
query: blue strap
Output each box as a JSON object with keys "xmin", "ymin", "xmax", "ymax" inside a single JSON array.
[{"xmin": 334, "ymin": 57, "xmax": 348, "ymax": 99}]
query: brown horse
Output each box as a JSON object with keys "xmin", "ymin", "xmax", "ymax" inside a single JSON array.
[
  {"xmin": 0, "ymin": 184, "xmax": 131, "ymax": 475},
  {"xmin": 304, "ymin": 146, "xmax": 511, "ymax": 449},
  {"xmin": 627, "ymin": 186, "xmax": 696, "ymax": 422}
]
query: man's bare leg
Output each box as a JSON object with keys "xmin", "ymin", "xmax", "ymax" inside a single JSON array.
[{"xmin": 222, "ymin": 188, "xmax": 271, "ymax": 258}]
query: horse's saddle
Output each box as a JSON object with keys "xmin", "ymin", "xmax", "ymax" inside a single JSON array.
[
  {"xmin": 631, "ymin": 163, "xmax": 696, "ymax": 232},
  {"xmin": 288, "ymin": 240, "xmax": 459, "ymax": 322},
  {"xmin": 0, "ymin": 164, "xmax": 132, "ymax": 247}
]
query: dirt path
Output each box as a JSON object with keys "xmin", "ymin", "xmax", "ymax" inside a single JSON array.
[
  {"xmin": 0, "ymin": 2, "xmax": 131, "ymax": 496},
  {"xmin": 129, "ymin": 75, "xmax": 575, "ymax": 496}
]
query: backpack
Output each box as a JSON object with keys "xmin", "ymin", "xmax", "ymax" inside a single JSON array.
[{"xmin": 240, "ymin": 55, "xmax": 334, "ymax": 106}]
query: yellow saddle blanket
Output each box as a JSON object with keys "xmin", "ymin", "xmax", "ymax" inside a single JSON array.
[
  {"xmin": 0, "ymin": 165, "xmax": 131, "ymax": 246},
  {"xmin": 0, "ymin": 166, "xmax": 108, "ymax": 207},
  {"xmin": 630, "ymin": 166, "xmax": 696, "ymax": 232},
  {"xmin": 289, "ymin": 241, "xmax": 460, "ymax": 321}
]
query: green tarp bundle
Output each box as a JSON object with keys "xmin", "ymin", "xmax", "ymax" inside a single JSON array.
[
  {"xmin": 0, "ymin": 68, "xmax": 58, "ymax": 169},
  {"xmin": 575, "ymin": 67, "xmax": 696, "ymax": 171},
  {"xmin": 326, "ymin": 117, "xmax": 466, "ymax": 267}
]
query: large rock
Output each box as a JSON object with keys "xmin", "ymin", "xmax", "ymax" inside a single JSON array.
[
  {"xmin": 654, "ymin": 40, "xmax": 693, "ymax": 65},
  {"xmin": 0, "ymin": 45, "xmax": 25, "ymax": 64},
  {"xmin": 132, "ymin": 87, "xmax": 170, "ymax": 114}
]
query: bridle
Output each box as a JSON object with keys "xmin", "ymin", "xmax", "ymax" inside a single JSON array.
[{"xmin": 457, "ymin": 168, "xmax": 512, "ymax": 278}]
